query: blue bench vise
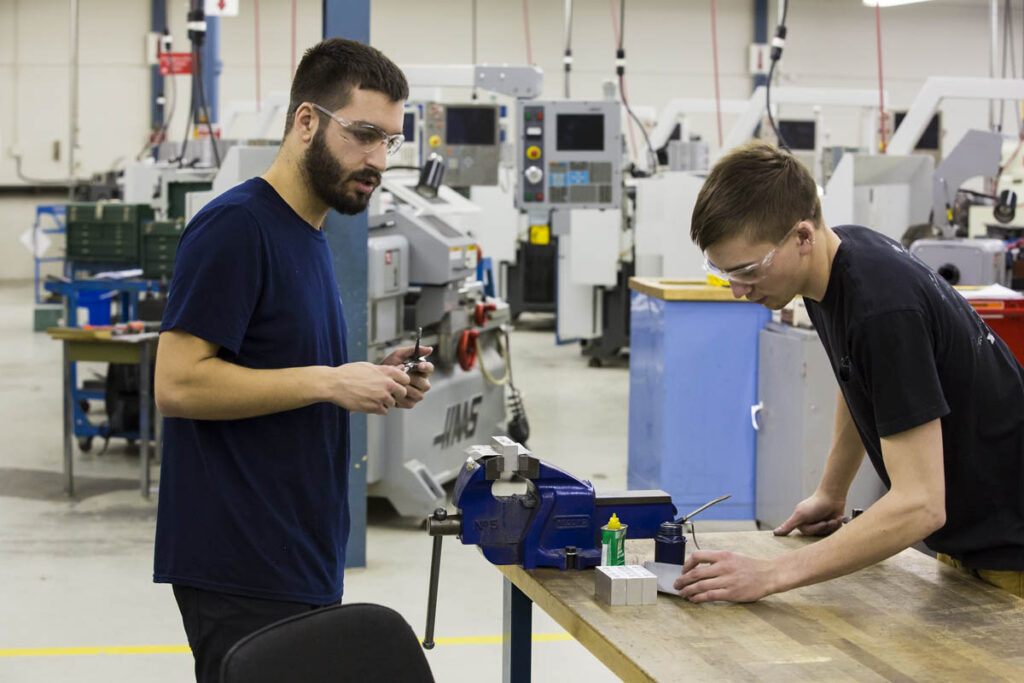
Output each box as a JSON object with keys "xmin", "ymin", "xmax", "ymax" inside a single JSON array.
[{"xmin": 422, "ymin": 436, "xmax": 676, "ymax": 649}]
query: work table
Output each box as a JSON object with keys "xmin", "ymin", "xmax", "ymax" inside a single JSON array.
[{"xmin": 498, "ymin": 531, "xmax": 1024, "ymax": 681}]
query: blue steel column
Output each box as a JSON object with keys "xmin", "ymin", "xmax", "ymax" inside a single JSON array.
[
  {"xmin": 323, "ymin": 0, "xmax": 370, "ymax": 569},
  {"xmin": 150, "ymin": 0, "xmax": 167, "ymax": 129},
  {"xmin": 753, "ymin": 0, "xmax": 768, "ymax": 90},
  {"xmin": 502, "ymin": 578, "xmax": 533, "ymax": 682},
  {"xmin": 202, "ymin": 16, "xmax": 221, "ymax": 123}
]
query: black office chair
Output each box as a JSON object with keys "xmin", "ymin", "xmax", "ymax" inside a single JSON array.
[{"xmin": 220, "ymin": 603, "xmax": 435, "ymax": 683}]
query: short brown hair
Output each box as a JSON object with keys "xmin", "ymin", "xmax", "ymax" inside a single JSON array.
[
  {"xmin": 284, "ymin": 38, "xmax": 409, "ymax": 136},
  {"xmin": 690, "ymin": 140, "xmax": 821, "ymax": 251}
]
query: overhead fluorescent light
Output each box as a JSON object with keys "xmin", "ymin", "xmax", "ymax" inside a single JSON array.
[{"xmin": 863, "ymin": 0, "xmax": 934, "ymax": 6}]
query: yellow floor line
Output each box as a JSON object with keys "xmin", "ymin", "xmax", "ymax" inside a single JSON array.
[{"xmin": 0, "ymin": 634, "xmax": 574, "ymax": 658}]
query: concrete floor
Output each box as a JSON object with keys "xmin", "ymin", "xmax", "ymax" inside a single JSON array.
[{"xmin": 0, "ymin": 281, "xmax": 643, "ymax": 682}]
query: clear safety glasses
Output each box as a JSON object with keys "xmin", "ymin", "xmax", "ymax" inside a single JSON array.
[
  {"xmin": 702, "ymin": 223, "xmax": 800, "ymax": 285},
  {"xmin": 310, "ymin": 103, "xmax": 405, "ymax": 157}
]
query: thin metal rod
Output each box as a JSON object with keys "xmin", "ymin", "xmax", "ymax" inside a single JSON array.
[
  {"xmin": 563, "ymin": 0, "xmax": 572, "ymax": 98},
  {"xmin": 992, "ymin": 0, "xmax": 1000, "ymax": 131},
  {"xmin": 422, "ymin": 534, "xmax": 443, "ymax": 649},
  {"xmin": 68, "ymin": 0, "xmax": 80, "ymax": 199},
  {"xmin": 471, "ymin": 0, "xmax": 478, "ymax": 98},
  {"xmin": 676, "ymin": 494, "xmax": 732, "ymax": 524}
]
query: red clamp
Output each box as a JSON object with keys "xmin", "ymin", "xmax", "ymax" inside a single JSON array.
[
  {"xmin": 457, "ymin": 330, "xmax": 479, "ymax": 371},
  {"xmin": 474, "ymin": 302, "xmax": 498, "ymax": 327}
]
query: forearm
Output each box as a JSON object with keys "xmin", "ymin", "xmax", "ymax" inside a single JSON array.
[
  {"xmin": 818, "ymin": 389, "xmax": 867, "ymax": 500},
  {"xmin": 157, "ymin": 357, "xmax": 329, "ymax": 420},
  {"xmin": 771, "ymin": 489, "xmax": 943, "ymax": 593}
]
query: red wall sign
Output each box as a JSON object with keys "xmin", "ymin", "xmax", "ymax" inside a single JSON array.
[{"xmin": 159, "ymin": 52, "xmax": 193, "ymax": 76}]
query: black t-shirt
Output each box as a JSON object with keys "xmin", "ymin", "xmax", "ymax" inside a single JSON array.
[{"xmin": 805, "ymin": 226, "xmax": 1024, "ymax": 570}]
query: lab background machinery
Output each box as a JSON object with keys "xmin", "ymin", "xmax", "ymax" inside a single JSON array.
[
  {"xmin": 52, "ymin": 202, "xmax": 176, "ymax": 453},
  {"xmin": 824, "ymin": 78, "xmax": 1024, "ymax": 289},
  {"xmin": 422, "ymin": 102, "xmax": 502, "ymax": 187},
  {"xmin": 508, "ymin": 99, "xmax": 627, "ymax": 362},
  {"xmin": 366, "ymin": 177, "xmax": 515, "ymax": 518}
]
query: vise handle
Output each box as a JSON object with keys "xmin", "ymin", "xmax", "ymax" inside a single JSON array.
[{"xmin": 423, "ymin": 508, "xmax": 462, "ymax": 650}]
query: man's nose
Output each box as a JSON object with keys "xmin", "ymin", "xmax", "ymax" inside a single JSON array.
[
  {"xmin": 729, "ymin": 281, "xmax": 752, "ymax": 298},
  {"xmin": 368, "ymin": 142, "xmax": 388, "ymax": 172}
]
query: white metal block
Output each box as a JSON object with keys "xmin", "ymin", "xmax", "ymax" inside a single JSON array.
[
  {"xmin": 622, "ymin": 565, "xmax": 658, "ymax": 606},
  {"xmin": 594, "ymin": 566, "xmax": 629, "ymax": 606},
  {"xmin": 625, "ymin": 568, "xmax": 642, "ymax": 605}
]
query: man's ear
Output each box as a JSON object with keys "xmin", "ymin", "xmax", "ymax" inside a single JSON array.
[
  {"xmin": 796, "ymin": 220, "xmax": 817, "ymax": 249},
  {"xmin": 292, "ymin": 103, "xmax": 319, "ymax": 144}
]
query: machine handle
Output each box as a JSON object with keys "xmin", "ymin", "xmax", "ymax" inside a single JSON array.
[{"xmin": 750, "ymin": 401, "xmax": 764, "ymax": 431}]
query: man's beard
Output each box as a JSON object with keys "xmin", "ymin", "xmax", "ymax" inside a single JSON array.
[{"xmin": 301, "ymin": 128, "xmax": 381, "ymax": 216}]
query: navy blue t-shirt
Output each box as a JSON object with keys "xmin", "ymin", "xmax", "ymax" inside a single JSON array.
[{"xmin": 154, "ymin": 177, "xmax": 351, "ymax": 604}]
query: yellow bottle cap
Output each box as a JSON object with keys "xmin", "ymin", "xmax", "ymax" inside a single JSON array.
[{"xmin": 607, "ymin": 513, "xmax": 621, "ymax": 530}]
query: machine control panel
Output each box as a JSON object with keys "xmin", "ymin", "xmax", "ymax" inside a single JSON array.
[
  {"xmin": 422, "ymin": 103, "xmax": 501, "ymax": 187},
  {"xmin": 390, "ymin": 106, "xmax": 422, "ymax": 170},
  {"xmin": 515, "ymin": 100, "xmax": 622, "ymax": 212}
]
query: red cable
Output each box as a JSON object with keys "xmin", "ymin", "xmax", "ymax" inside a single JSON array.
[
  {"xmin": 609, "ymin": 0, "xmax": 637, "ymax": 161},
  {"xmin": 620, "ymin": 79, "xmax": 639, "ymax": 161},
  {"xmin": 522, "ymin": 0, "xmax": 534, "ymax": 65},
  {"xmin": 609, "ymin": 0, "xmax": 620, "ymax": 45},
  {"xmin": 875, "ymin": 2, "xmax": 886, "ymax": 153},
  {"xmin": 710, "ymin": 0, "xmax": 724, "ymax": 148},
  {"xmin": 291, "ymin": 0, "xmax": 297, "ymax": 78},
  {"xmin": 254, "ymin": 0, "xmax": 262, "ymax": 112}
]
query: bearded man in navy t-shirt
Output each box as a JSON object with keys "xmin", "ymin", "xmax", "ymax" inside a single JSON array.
[{"xmin": 153, "ymin": 38, "xmax": 433, "ymax": 683}]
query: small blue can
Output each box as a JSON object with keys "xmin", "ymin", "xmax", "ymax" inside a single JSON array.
[{"xmin": 654, "ymin": 522, "xmax": 686, "ymax": 565}]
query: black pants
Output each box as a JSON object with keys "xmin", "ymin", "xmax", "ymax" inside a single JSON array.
[{"xmin": 172, "ymin": 584, "xmax": 340, "ymax": 683}]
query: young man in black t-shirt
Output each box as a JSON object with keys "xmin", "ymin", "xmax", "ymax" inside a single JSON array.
[{"xmin": 674, "ymin": 140, "xmax": 1024, "ymax": 603}]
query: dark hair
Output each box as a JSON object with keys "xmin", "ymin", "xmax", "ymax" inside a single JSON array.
[
  {"xmin": 284, "ymin": 38, "xmax": 409, "ymax": 135},
  {"xmin": 690, "ymin": 140, "xmax": 822, "ymax": 251}
]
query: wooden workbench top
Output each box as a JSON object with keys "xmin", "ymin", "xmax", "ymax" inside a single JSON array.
[
  {"xmin": 499, "ymin": 531, "xmax": 1024, "ymax": 682},
  {"xmin": 629, "ymin": 277, "xmax": 747, "ymax": 302}
]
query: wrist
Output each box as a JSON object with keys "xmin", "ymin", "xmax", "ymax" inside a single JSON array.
[
  {"xmin": 815, "ymin": 481, "xmax": 847, "ymax": 506},
  {"xmin": 767, "ymin": 554, "xmax": 798, "ymax": 595},
  {"xmin": 309, "ymin": 365, "xmax": 335, "ymax": 404}
]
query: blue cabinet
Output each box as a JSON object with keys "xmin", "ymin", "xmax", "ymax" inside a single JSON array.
[{"xmin": 627, "ymin": 279, "xmax": 770, "ymax": 520}]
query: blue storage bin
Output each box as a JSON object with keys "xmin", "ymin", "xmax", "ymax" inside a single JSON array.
[
  {"xmin": 628, "ymin": 279, "xmax": 771, "ymax": 520},
  {"xmin": 77, "ymin": 289, "xmax": 116, "ymax": 326}
]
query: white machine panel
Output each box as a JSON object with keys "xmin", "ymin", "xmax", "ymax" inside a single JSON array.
[
  {"xmin": 634, "ymin": 172, "xmax": 707, "ymax": 279},
  {"xmin": 568, "ymin": 209, "xmax": 619, "ymax": 287},
  {"xmin": 515, "ymin": 100, "xmax": 622, "ymax": 212}
]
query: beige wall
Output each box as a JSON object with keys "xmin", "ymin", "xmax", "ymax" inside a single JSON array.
[{"xmin": 0, "ymin": 0, "xmax": 1017, "ymax": 279}]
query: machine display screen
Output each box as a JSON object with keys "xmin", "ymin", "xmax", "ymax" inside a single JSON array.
[
  {"xmin": 894, "ymin": 111, "xmax": 940, "ymax": 151},
  {"xmin": 445, "ymin": 107, "xmax": 496, "ymax": 145},
  {"xmin": 403, "ymin": 111, "xmax": 416, "ymax": 142},
  {"xmin": 778, "ymin": 120, "xmax": 816, "ymax": 151},
  {"xmin": 557, "ymin": 114, "xmax": 604, "ymax": 151}
]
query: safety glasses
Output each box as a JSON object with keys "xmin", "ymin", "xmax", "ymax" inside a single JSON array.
[
  {"xmin": 310, "ymin": 103, "xmax": 405, "ymax": 157},
  {"xmin": 702, "ymin": 223, "xmax": 800, "ymax": 285}
]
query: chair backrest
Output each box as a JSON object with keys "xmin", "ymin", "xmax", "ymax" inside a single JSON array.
[{"xmin": 220, "ymin": 602, "xmax": 435, "ymax": 683}]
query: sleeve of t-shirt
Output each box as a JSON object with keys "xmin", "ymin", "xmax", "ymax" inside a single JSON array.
[
  {"xmin": 849, "ymin": 309, "xmax": 950, "ymax": 438},
  {"xmin": 160, "ymin": 203, "xmax": 263, "ymax": 357}
]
